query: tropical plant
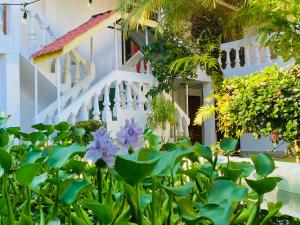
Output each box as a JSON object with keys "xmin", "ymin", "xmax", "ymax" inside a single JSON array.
[
  {"xmin": 146, "ymin": 94, "xmax": 176, "ymax": 137},
  {"xmin": 73, "ymin": 120, "xmax": 102, "ymax": 145},
  {"xmin": 0, "ymin": 116, "xmax": 290, "ymax": 225}
]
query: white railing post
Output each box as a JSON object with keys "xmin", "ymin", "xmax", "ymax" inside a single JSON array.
[
  {"xmin": 93, "ymin": 94, "xmax": 100, "ymax": 120},
  {"xmin": 40, "ymin": 24, "xmax": 48, "ymax": 47},
  {"xmin": 264, "ymin": 46, "xmax": 272, "ymax": 63},
  {"xmin": 254, "ymin": 40, "xmax": 261, "ymax": 65},
  {"xmin": 47, "ymin": 114, "xmax": 54, "ymax": 125},
  {"xmin": 73, "ymin": 61, "xmax": 80, "ymax": 85},
  {"xmin": 244, "ymin": 45, "xmax": 251, "ymax": 66},
  {"xmin": 55, "ymin": 58, "xmax": 61, "ymax": 122},
  {"xmin": 34, "ymin": 65, "xmax": 38, "ymax": 123},
  {"xmin": 69, "ymin": 113, "xmax": 76, "ymax": 125},
  {"xmin": 235, "ymin": 47, "xmax": 240, "ymax": 68},
  {"xmin": 146, "ymin": 94, "xmax": 151, "ymax": 112},
  {"xmin": 226, "ymin": 49, "xmax": 230, "ymax": 68},
  {"xmin": 126, "ymin": 82, "xmax": 133, "ymax": 110},
  {"xmin": 137, "ymin": 83, "xmax": 144, "ymax": 110},
  {"xmin": 114, "ymin": 23, "xmax": 118, "ymax": 70},
  {"xmin": 102, "ymin": 85, "xmax": 112, "ymax": 122},
  {"xmin": 28, "ymin": 11, "xmax": 37, "ymax": 54},
  {"xmin": 183, "ymin": 118, "xmax": 189, "ymax": 137},
  {"xmin": 80, "ymin": 103, "xmax": 89, "ymax": 121},
  {"xmin": 63, "ymin": 54, "xmax": 71, "ymax": 86},
  {"xmin": 113, "ymin": 81, "xmax": 121, "ymax": 117},
  {"xmin": 140, "ymin": 59, "xmax": 145, "ymax": 74}
]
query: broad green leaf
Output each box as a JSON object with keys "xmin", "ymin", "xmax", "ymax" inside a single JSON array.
[
  {"xmin": 80, "ymin": 200, "xmax": 113, "ymax": 224},
  {"xmin": 147, "ymin": 134, "xmax": 161, "ymax": 148},
  {"xmin": 58, "ymin": 179, "xmax": 90, "ymax": 204},
  {"xmin": 162, "ymin": 182, "xmax": 194, "ymax": 197},
  {"xmin": 190, "ymin": 143, "xmax": 212, "ymax": 163},
  {"xmin": 32, "ymin": 123, "xmax": 55, "ymax": 136},
  {"xmin": 45, "ymin": 143, "xmax": 86, "ymax": 169},
  {"xmin": 21, "ymin": 150, "xmax": 45, "ymax": 165},
  {"xmin": 220, "ymin": 137, "xmax": 238, "ymax": 153},
  {"xmin": 245, "ymin": 177, "xmax": 282, "ymax": 195},
  {"xmin": 73, "ymin": 128, "xmax": 85, "ymax": 137},
  {"xmin": 222, "ymin": 161, "xmax": 254, "ymax": 181},
  {"xmin": 251, "ymin": 153, "xmax": 275, "ymax": 177},
  {"xmin": 140, "ymin": 193, "xmax": 152, "ymax": 209},
  {"xmin": 0, "ymin": 133, "xmax": 9, "ymax": 148},
  {"xmin": 64, "ymin": 160, "xmax": 87, "ymax": 174},
  {"xmin": 208, "ymin": 180, "xmax": 248, "ymax": 204},
  {"xmin": 177, "ymin": 139, "xmax": 192, "ymax": 149},
  {"xmin": 178, "ymin": 197, "xmax": 198, "ymax": 219},
  {"xmin": 30, "ymin": 173, "xmax": 48, "ymax": 192},
  {"xmin": 0, "ymin": 150, "xmax": 12, "ymax": 173},
  {"xmin": 7, "ymin": 127, "xmax": 21, "ymax": 138},
  {"xmin": 115, "ymin": 154, "xmax": 161, "ymax": 185},
  {"xmin": 16, "ymin": 163, "xmax": 44, "ymax": 186},
  {"xmin": 55, "ymin": 121, "xmax": 71, "ymax": 132},
  {"xmin": 233, "ymin": 204, "xmax": 256, "ymax": 224}
]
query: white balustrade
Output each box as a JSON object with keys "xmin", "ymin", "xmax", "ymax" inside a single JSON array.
[
  {"xmin": 0, "ymin": 6, "xmax": 4, "ymax": 35},
  {"xmin": 137, "ymin": 83, "xmax": 144, "ymax": 110},
  {"xmin": 92, "ymin": 94, "xmax": 100, "ymax": 120},
  {"xmin": 125, "ymin": 81, "xmax": 133, "ymax": 110},
  {"xmin": 220, "ymin": 37, "xmax": 292, "ymax": 77},
  {"xmin": 80, "ymin": 103, "xmax": 89, "ymax": 121},
  {"xmin": 102, "ymin": 85, "xmax": 112, "ymax": 122},
  {"xmin": 113, "ymin": 81, "xmax": 121, "ymax": 117}
]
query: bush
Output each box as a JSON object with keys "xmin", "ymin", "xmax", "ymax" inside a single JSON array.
[
  {"xmin": 216, "ymin": 64, "xmax": 300, "ymax": 144},
  {"xmin": 74, "ymin": 120, "xmax": 102, "ymax": 144}
]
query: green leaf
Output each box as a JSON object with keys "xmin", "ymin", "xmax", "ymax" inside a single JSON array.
[
  {"xmin": 220, "ymin": 137, "xmax": 238, "ymax": 153},
  {"xmin": 261, "ymin": 202, "xmax": 283, "ymax": 225},
  {"xmin": 30, "ymin": 173, "xmax": 48, "ymax": 193},
  {"xmin": 32, "ymin": 123, "xmax": 55, "ymax": 136},
  {"xmin": 245, "ymin": 177, "xmax": 282, "ymax": 195},
  {"xmin": 58, "ymin": 179, "xmax": 90, "ymax": 204},
  {"xmin": 0, "ymin": 133, "xmax": 9, "ymax": 148},
  {"xmin": 147, "ymin": 134, "xmax": 161, "ymax": 148},
  {"xmin": 45, "ymin": 143, "xmax": 86, "ymax": 169},
  {"xmin": 222, "ymin": 161, "xmax": 254, "ymax": 181},
  {"xmin": 80, "ymin": 200, "xmax": 113, "ymax": 224},
  {"xmin": 208, "ymin": 180, "xmax": 248, "ymax": 204},
  {"xmin": 21, "ymin": 150, "xmax": 45, "ymax": 165},
  {"xmin": 190, "ymin": 143, "xmax": 212, "ymax": 163},
  {"xmin": 162, "ymin": 182, "xmax": 194, "ymax": 197},
  {"xmin": 55, "ymin": 121, "xmax": 71, "ymax": 132},
  {"xmin": 0, "ymin": 150, "xmax": 12, "ymax": 173},
  {"xmin": 73, "ymin": 128, "xmax": 85, "ymax": 137},
  {"xmin": 178, "ymin": 197, "xmax": 198, "ymax": 220},
  {"xmin": 16, "ymin": 163, "xmax": 44, "ymax": 186},
  {"xmin": 115, "ymin": 154, "xmax": 161, "ymax": 185},
  {"xmin": 251, "ymin": 153, "xmax": 275, "ymax": 177}
]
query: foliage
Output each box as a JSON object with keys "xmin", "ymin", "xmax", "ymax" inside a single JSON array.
[
  {"xmin": 143, "ymin": 27, "xmax": 199, "ymax": 96},
  {"xmin": 0, "ymin": 116, "xmax": 287, "ymax": 225},
  {"xmin": 234, "ymin": 0, "xmax": 300, "ymax": 63},
  {"xmin": 74, "ymin": 120, "xmax": 102, "ymax": 145},
  {"xmin": 147, "ymin": 93, "xmax": 176, "ymax": 130},
  {"xmin": 215, "ymin": 64, "xmax": 300, "ymax": 144}
]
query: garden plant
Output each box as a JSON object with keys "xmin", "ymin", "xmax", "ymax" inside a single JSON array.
[{"xmin": 0, "ymin": 115, "xmax": 289, "ymax": 225}]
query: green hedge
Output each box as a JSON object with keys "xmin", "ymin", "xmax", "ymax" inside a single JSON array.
[{"xmin": 216, "ymin": 64, "xmax": 300, "ymax": 144}]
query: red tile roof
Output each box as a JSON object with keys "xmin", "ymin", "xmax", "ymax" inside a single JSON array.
[{"xmin": 32, "ymin": 10, "xmax": 116, "ymax": 59}]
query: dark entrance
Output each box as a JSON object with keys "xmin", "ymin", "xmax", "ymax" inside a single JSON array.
[{"xmin": 188, "ymin": 95, "xmax": 203, "ymax": 143}]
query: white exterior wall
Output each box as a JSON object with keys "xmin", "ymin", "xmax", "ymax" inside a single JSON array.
[{"xmin": 34, "ymin": 0, "xmax": 121, "ymax": 79}]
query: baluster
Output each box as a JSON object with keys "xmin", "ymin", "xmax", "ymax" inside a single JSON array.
[
  {"xmin": 137, "ymin": 83, "xmax": 144, "ymax": 110},
  {"xmin": 63, "ymin": 54, "xmax": 71, "ymax": 86},
  {"xmin": 119, "ymin": 81, "xmax": 126, "ymax": 108},
  {"xmin": 226, "ymin": 49, "xmax": 230, "ymax": 68},
  {"xmin": 176, "ymin": 112, "xmax": 183, "ymax": 137},
  {"xmin": 235, "ymin": 48, "xmax": 240, "ymax": 68},
  {"xmin": 182, "ymin": 118, "xmax": 189, "ymax": 137},
  {"xmin": 40, "ymin": 24, "xmax": 48, "ymax": 47},
  {"xmin": 73, "ymin": 61, "xmax": 80, "ymax": 85},
  {"xmin": 102, "ymin": 85, "xmax": 112, "ymax": 122},
  {"xmin": 146, "ymin": 94, "xmax": 151, "ymax": 112},
  {"xmin": 263, "ymin": 46, "xmax": 272, "ymax": 63},
  {"xmin": 253, "ymin": 40, "xmax": 261, "ymax": 65},
  {"xmin": 113, "ymin": 81, "xmax": 121, "ymax": 118},
  {"xmin": 28, "ymin": 11, "xmax": 37, "ymax": 54},
  {"xmin": 69, "ymin": 113, "xmax": 76, "ymax": 125},
  {"xmin": 93, "ymin": 94, "xmax": 100, "ymax": 120},
  {"xmin": 244, "ymin": 45, "xmax": 250, "ymax": 66},
  {"xmin": 47, "ymin": 114, "xmax": 53, "ymax": 125},
  {"xmin": 80, "ymin": 103, "xmax": 89, "ymax": 121},
  {"xmin": 126, "ymin": 82, "xmax": 133, "ymax": 110},
  {"xmin": 140, "ymin": 59, "xmax": 145, "ymax": 73}
]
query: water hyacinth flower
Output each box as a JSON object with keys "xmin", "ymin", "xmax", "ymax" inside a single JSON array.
[
  {"xmin": 117, "ymin": 118, "xmax": 143, "ymax": 150},
  {"xmin": 85, "ymin": 127, "xmax": 118, "ymax": 168}
]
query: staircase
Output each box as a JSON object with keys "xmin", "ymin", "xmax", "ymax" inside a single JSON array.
[{"xmin": 18, "ymin": 6, "xmax": 189, "ymax": 139}]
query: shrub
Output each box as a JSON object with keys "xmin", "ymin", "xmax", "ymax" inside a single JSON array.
[{"xmin": 74, "ymin": 120, "xmax": 102, "ymax": 145}]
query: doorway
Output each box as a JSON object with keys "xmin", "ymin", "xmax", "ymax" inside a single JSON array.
[{"xmin": 188, "ymin": 95, "xmax": 203, "ymax": 143}]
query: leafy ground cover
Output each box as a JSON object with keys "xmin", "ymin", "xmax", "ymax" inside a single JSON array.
[{"xmin": 0, "ymin": 116, "xmax": 296, "ymax": 225}]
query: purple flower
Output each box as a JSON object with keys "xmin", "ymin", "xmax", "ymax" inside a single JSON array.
[
  {"xmin": 85, "ymin": 127, "xmax": 118, "ymax": 168},
  {"xmin": 117, "ymin": 119, "xmax": 143, "ymax": 150}
]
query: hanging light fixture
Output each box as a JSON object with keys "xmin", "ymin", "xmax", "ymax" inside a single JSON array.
[
  {"xmin": 87, "ymin": 0, "xmax": 93, "ymax": 9},
  {"xmin": 21, "ymin": 3, "xmax": 28, "ymax": 24}
]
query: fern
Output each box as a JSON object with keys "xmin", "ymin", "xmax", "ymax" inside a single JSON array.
[{"xmin": 194, "ymin": 105, "xmax": 216, "ymax": 126}]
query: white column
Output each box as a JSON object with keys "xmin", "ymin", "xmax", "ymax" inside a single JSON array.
[
  {"xmin": 203, "ymin": 82, "xmax": 217, "ymax": 146},
  {"xmin": 185, "ymin": 83, "xmax": 189, "ymax": 115},
  {"xmin": 93, "ymin": 94, "xmax": 100, "ymax": 120},
  {"xmin": 80, "ymin": 103, "xmax": 89, "ymax": 121},
  {"xmin": 28, "ymin": 11, "xmax": 37, "ymax": 55},
  {"xmin": 254, "ymin": 40, "xmax": 261, "ymax": 65},
  {"xmin": 145, "ymin": 28, "xmax": 150, "ymax": 75},
  {"xmin": 226, "ymin": 49, "xmax": 230, "ymax": 68},
  {"xmin": 69, "ymin": 113, "xmax": 76, "ymax": 125},
  {"xmin": 73, "ymin": 61, "xmax": 80, "ymax": 85},
  {"xmin": 34, "ymin": 65, "xmax": 38, "ymax": 122},
  {"xmin": 235, "ymin": 48, "xmax": 240, "ymax": 68},
  {"xmin": 113, "ymin": 81, "xmax": 121, "ymax": 117},
  {"xmin": 244, "ymin": 45, "xmax": 251, "ymax": 66},
  {"xmin": 55, "ymin": 58, "xmax": 61, "ymax": 122}
]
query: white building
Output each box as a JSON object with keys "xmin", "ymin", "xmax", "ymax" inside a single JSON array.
[{"xmin": 0, "ymin": 0, "xmax": 292, "ymax": 152}]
